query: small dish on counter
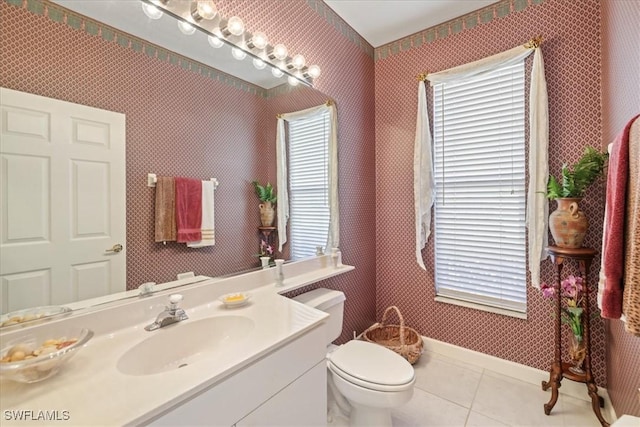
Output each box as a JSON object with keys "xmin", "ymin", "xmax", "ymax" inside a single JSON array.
[
  {"xmin": 0, "ymin": 328, "xmax": 93, "ymax": 383},
  {"xmin": 219, "ymin": 292, "xmax": 252, "ymax": 308},
  {"xmin": 1, "ymin": 306, "xmax": 71, "ymax": 328}
]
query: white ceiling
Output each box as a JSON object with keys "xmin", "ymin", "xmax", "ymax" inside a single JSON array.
[{"xmin": 325, "ymin": 0, "xmax": 500, "ymax": 47}]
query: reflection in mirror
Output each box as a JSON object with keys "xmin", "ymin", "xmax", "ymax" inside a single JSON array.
[
  {"xmin": 276, "ymin": 103, "xmax": 339, "ymax": 260},
  {"xmin": 0, "ymin": 0, "xmax": 332, "ymax": 318}
]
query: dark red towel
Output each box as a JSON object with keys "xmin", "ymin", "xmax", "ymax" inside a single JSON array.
[
  {"xmin": 602, "ymin": 114, "xmax": 640, "ymax": 319},
  {"xmin": 175, "ymin": 177, "xmax": 202, "ymax": 243}
]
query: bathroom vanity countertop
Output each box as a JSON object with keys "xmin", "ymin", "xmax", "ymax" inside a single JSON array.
[{"xmin": 0, "ymin": 286, "xmax": 328, "ymax": 426}]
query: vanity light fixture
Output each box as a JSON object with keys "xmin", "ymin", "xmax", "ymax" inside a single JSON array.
[
  {"xmin": 231, "ymin": 47, "xmax": 247, "ymax": 60},
  {"xmin": 191, "ymin": 0, "xmax": 217, "ymax": 21},
  {"xmin": 290, "ymin": 54, "xmax": 306, "ymax": 70},
  {"xmin": 252, "ymin": 58, "xmax": 267, "ymax": 70},
  {"xmin": 270, "ymin": 44, "xmax": 288, "ymax": 61},
  {"xmin": 139, "ymin": 0, "xmax": 321, "ymax": 86},
  {"xmin": 207, "ymin": 34, "xmax": 224, "ymax": 48},
  {"xmin": 141, "ymin": 2, "xmax": 163, "ymax": 20},
  {"xmin": 221, "ymin": 16, "xmax": 245, "ymax": 37},
  {"xmin": 306, "ymin": 65, "xmax": 321, "ymax": 79},
  {"xmin": 177, "ymin": 19, "xmax": 196, "ymax": 35},
  {"xmin": 248, "ymin": 32, "xmax": 269, "ymax": 50}
]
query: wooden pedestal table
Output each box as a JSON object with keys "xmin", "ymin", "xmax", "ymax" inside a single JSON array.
[
  {"xmin": 541, "ymin": 246, "xmax": 609, "ymax": 427},
  {"xmin": 258, "ymin": 226, "xmax": 277, "ymax": 254}
]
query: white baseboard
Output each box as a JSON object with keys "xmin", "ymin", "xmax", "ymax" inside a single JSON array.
[{"xmin": 422, "ymin": 336, "xmax": 617, "ymax": 423}]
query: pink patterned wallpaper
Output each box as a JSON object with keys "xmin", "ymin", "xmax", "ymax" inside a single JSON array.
[
  {"xmin": 218, "ymin": 0, "xmax": 378, "ymax": 340},
  {"xmin": 1, "ymin": 0, "xmax": 376, "ymax": 342},
  {"xmin": 374, "ymin": 0, "xmax": 608, "ymax": 385},
  {"xmin": 601, "ymin": 0, "xmax": 640, "ymax": 417}
]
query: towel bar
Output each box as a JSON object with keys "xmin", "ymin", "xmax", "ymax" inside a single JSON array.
[{"xmin": 147, "ymin": 173, "xmax": 219, "ymax": 189}]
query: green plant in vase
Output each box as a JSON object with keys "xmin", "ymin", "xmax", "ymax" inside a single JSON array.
[
  {"xmin": 252, "ymin": 181, "xmax": 277, "ymax": 227},
  {"xmin": 547, "ymin": 146, "xmax": 608, "ymax": 248}
]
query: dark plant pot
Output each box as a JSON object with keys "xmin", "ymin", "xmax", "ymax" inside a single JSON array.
[{"xmin": 549, "ymin": 198, "xmax": 588, "ymax": 248}]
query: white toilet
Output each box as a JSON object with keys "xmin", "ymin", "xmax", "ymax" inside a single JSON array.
[{"xmin": 294, "ymin": 288, "xmax": 415, "ymax": 427}]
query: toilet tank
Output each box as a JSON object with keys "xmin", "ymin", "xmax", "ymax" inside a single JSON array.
[{"xmin": 293, "ymin": 288, "xmax": 346, "ymax": 344}]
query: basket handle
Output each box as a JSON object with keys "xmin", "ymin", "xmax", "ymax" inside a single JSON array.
[{"xmin": 380, "ymin": 306, "xmax": 406, "ymax": 347}]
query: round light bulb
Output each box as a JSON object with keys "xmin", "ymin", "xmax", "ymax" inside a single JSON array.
[
  {"xmin": 141, "ymin": 2, "xmax": 163, "ymax": 20},
  {"xmin": 252, "ymin": 58, "xmax": 266, "ymax": 70},
  {"xmin": 177, "ymin": 20, "xmax": 196, "ymax": 35},
  {"xmin": 272, "ymin": 44, "xmax": 288, "ymax": 61},
  {"xmin": 227, "ymin": 16, "xmax": 244, "ymax": 36},
  {"xmin": 207, "ymin": 35, "xmax": 224, "ymax": 48},
  {"xmin": 308, "ymin": 64, "xmax": 321, "ymax": 79},
  {"xmin": 271, "ymin": 67, "xmax": 284, "ymax": 78},
  {"xmin": 251, "ymin": 32, "xmax": 269, "ymax": 50},
  {"xmin": 287, "ymin": 76, "xmax": 299, "ymax": 86},
  {"xmin": 291, "ymin": 54, "xmax": 306, "ymax": 70},
  {"xmin": 195, "ymin": 1, "xmax": 217, "ymax": 20},
  {"xmin": 231, "ymin": 47, "xmax": 247, "ymax": 60}
]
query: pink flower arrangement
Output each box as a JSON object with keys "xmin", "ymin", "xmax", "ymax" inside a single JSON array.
[
  {"xmin": 540, "ymin": 275, "xmax": 584, "ymax": 339},
  {"xmin": 259, "ymin": 239, "xmax": 274, "ymax": 257}
]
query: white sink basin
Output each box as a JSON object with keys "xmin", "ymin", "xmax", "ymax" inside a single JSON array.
[{"xmin": 117, "ymin": 316, "xmax": 254, "ymax": 376}]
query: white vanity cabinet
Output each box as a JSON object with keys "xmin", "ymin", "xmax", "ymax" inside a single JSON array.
[
  {"xmin": 147, "ymin": 324, "xmax": 327, "ymax": 427},
  {"xmin": 236, "ymin": 362, "xmax": 326, "ymax": 426}
]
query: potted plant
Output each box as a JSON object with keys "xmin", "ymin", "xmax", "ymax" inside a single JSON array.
[
  {"xmin": 547, "ymin": 146, "xmax": 608, "ymax": 248},
  {"xmin": 252, "ymin": 181, "xmax": 277, "ymax": 227}
]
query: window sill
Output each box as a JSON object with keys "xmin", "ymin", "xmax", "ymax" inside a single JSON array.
[{"xmin": 434, "ymin": 296, "xmax": 527, "ymax": 320}]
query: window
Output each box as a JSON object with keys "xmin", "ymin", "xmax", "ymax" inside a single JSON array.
[
  {"xmin": 432, "ymin": 60, "xmax": 527, "ymax": 313},
  {"xmin": 287, "ymin": 109, "xmax": 330, "ymax": 260}
]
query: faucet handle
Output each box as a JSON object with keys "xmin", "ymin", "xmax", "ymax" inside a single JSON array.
[{"xmin": 168, "ymin": 294, "xmax": 183, "ymax": 310}]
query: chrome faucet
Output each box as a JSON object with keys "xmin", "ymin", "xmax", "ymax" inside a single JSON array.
[{"xmin": 145, "ymin": 294, "xmax": 188, "ymax": 331}]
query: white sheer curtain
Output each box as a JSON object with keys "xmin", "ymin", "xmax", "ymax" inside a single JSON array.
[
  {"xmin": 413, "ymin": 41, "xmax": 548, "ymax": 287},
  {"xmin": 275, "ymin": 102, "xmax": 339, "ymax": 252},
  {"xmin": 414, "ymin": 80, "xmax": 435, "ymax": 270}
]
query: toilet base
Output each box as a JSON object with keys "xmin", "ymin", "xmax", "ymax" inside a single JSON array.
[{"xmin": 349, "ymin": 403, "xmax": 392, "ymax": 427}]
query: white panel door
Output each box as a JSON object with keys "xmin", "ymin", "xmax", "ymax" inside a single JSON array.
[{"xmin": 0, "ymin": 87, "xmax": 126, "ymax": 313}]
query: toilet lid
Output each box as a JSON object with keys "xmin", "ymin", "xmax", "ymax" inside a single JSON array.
[{"xmin": 327, "ymin": 341, "xmax": 415, "ymax": 387}]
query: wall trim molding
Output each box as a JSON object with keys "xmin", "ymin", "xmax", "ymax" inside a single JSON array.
[
  {"xmin": 374, "ymin": 0, "xmax": 545, "ymax": 62},
  {"xmin": 306, "ymin": 0, "xmax": 374, "ymax": 59},
  {"xmin": 422, "ymin": 336, "xmax": 618, "ymax": 423},
  {"xmin": 7, "ymin": 0, "xmax": 268, "ymax": 97}
]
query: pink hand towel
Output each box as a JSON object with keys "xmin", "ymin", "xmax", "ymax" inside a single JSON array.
[
  {"xmin": 602, "ymin": 114, "xmax": 640, "ymax": 319},
  {"xmin": 175, "ymin": 177, "xmax": 202, "ymax": 243}
]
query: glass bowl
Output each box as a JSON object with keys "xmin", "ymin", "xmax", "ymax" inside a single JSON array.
[
  {"xmin": 1, "ymin": 306, "xmax": 71, "ymax": 328},
  {"xmin": 0, "ymin": 328, "xmax": 93, "ymax": 383}
]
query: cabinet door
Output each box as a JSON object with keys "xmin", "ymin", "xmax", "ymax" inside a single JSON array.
[{"xmin": 237, "ymin": 362, "xmax": 326, "ymax": 427}]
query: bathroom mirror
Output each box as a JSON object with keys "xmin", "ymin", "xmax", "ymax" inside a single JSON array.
[{"xmin": 0, "ymin": 0, "xmax": 332, "ymax": 318}]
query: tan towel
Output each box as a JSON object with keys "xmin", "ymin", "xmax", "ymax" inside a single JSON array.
[
  {"xmin": 623, "ymin": 117, "xmax": 640, "ymax": 336},
  {"xmin": 154, "ymin": 176, "xmax": 177, "ymax": 242}
]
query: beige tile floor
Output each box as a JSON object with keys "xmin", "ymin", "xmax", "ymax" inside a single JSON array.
[{"xmin": 330, "ymin": 349, "xmax": 605, "ymax": 427}]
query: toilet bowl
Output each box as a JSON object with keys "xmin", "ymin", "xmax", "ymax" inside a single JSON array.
[{"xmin": 293, "ymin": 289, "xmax": 416, "ymax": 427}]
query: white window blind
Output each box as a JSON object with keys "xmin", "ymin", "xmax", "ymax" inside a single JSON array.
[
  {"xmin": 288, "ymin": 110, "xmax": 330, "ymax": 260},
  {"xmin": 433, "ymin": 60, "xmax": 527, "ymax": 313}
]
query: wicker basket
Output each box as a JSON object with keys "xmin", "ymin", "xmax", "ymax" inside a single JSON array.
[{"xmin": 363, "ymin": 306, "xmax": 423, "ymax": 364}]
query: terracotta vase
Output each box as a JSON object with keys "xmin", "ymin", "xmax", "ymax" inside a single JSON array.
[
  {"xmin": 259, "ymin": 202, "xmax": 275, "ymax": 227},
  {"xmin": 568, "ymin": 333, "xmax": 586, "ymax": 375},
  {"xmin": 549, "ymin": 198, "xmax": 588, "ymax": 248}
]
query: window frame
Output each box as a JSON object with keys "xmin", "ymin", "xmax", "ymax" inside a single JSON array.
[
  {"xmin": 286, "ymin": 109, "xmax": 331, "ymax": 260},
  {"xmin": 431, "ymin": 59, "xmax": 528, "ymax": 316}
]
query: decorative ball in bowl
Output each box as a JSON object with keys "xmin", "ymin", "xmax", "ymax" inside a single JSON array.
[
  {"xmin": 0, "ymin": 305, "xmax": 71, "ymax": 328},
  {"xmin": 0, "ymin": 328, "xmax": 93, "ymax": 383}
]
